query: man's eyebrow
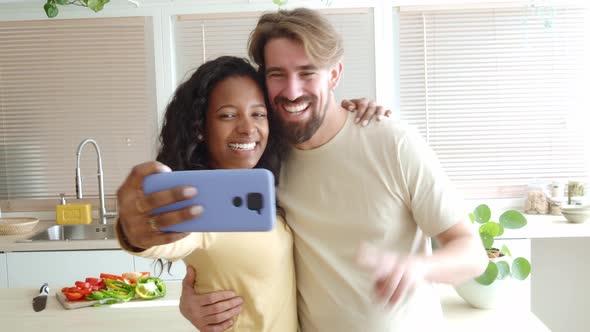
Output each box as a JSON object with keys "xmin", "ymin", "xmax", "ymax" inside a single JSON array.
[
  {"xmin": 297, "ymin": 65, "xmax": 318, "ymax": 71},
  {"xmin": 265, "ymin": 66, "xmax": 283, "ymax": 74},
  {"xmin": 265, "ymin": 65, "xmax": 318, "ymax": 74}
]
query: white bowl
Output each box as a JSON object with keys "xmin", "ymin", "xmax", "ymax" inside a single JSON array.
[
  {"xmin": 561, "ymin": 205, "xmax": 590, "ymax": 213},
  {"xmin": 562, "ymin": 211, "xmax": 590, "ymax": 223}
]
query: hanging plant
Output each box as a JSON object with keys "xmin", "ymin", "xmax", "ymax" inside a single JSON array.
[
  {"xmin": 43, "ymin": 0, "xmax": 331, "ymax": 18},
  {"xmin": 44, "ymin": 0, "xmax": 111, "ymax": 18}
]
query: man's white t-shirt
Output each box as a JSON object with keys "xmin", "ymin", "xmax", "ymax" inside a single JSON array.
[{"xmin": 278, "ymin": 112, "xmax": 463, "ymax": 331}]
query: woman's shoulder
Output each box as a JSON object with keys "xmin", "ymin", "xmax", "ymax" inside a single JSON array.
[{"xmin": 275, "ymin": 214, "xmax": 293, "ymax": 232}]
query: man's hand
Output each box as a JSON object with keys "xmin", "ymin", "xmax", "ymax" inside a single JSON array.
[
  {"xmin": 356, "ymin": 243, "xmax": 427, "ymax": 308},
  {"xmin": 341, "ymin": 98, "xmax": 392, "ymax": 127},
  {"xmin": 116, "ymin": 161, "xmax": 202, "ymax": 250},
  {"xmin": 179, "ymin": 266, "xmax": 243, "ymax": 332}
]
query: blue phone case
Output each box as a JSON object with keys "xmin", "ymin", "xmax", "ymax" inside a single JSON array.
[{"xmin": 142, "ymin": 169, "xmax": 276, "ymax": 232}]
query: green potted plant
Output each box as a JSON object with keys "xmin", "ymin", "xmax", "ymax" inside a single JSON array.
[
  {"xmin": 42, "ymin": 0, "xmax": 331, "ymax": 18},
  {"xmin": 455, "ymin": 204, "xmax": 532, "ymax": 308},
  {"xmin": 43, "ymin": 0, "xmax": 111, "ymax": 18}
]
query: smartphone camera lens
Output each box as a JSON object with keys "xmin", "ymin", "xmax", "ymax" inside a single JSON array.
[
  {"xmin": 232, "ymin": 196, "xmax": 243, "ymax": 207},
  {"xmin": 247, "ymin": 193, "xmax": 263, "ymax": 215}
]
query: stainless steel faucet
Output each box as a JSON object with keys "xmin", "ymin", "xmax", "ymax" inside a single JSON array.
[{"xmin": 75, "ymin": 138, "xmax": 117, "ymax": 224}]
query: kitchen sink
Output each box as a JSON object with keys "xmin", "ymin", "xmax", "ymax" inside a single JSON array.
[{"xmin": 24, "ymin": 224, "xmax": 116, "ymax": 241}]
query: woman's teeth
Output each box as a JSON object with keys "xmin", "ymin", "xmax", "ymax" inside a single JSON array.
[
  {"xmin": 284, "ymin": 103, "xmax": 308, "ymax": 113},
  {"xmin": 229, "ymin": 142, "xmax": 256, "ymax": 150}
]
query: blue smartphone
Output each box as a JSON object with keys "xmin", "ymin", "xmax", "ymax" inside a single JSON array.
[{"xmin": 142, "ymin": 169, "xmax": 276, "ymax": 232}]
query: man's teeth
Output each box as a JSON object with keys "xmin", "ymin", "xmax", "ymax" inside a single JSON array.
[
  {"xmin": 284, "ymin": 103, "xmax": 308, "ymax": 113},
  {"xmin": 229, "ymin": 142, "xmax": 256, "ymax": 150}
]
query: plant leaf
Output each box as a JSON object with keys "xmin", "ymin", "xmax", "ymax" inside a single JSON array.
[
  {"xmin": 473, "ymin": 204, "xmax": 491, "ymax": 224},
  {"xmin": 496, "ymin": 261, "xmax": 510, "ymax": 280},
  {"xmin": 88, "ymin": 0, "xmax": 105, "ymax": 11},
  {"xmin": 501, "ymin": 244, "xmax": 512, "ymax": 257},
  {"xmin": 55, "ymin": 0, "xmax": 68, "ymax": 5},
  {"xmin": 480, "ymin": 232, "xmax": 494, "ymax": 249},
  {"xmin": 475, "ymin": 261, "xmax": 499, "ymax": 285},
  {"xmin": 499, "ymin": 210, "xmax": 527, "ymax": 229},
  {"xmin": 479, "ymin": 222, "xmax": 504, "ymax": 237},
  {"xmin": 44, "ymin": 2, "xmax": 59, "ymax": 18},
  {"xmin": 468, "ymin": 212, "xmax": 475, "ymax": 224},
  {"xmin": 512, "ymin": 257, "xmax": 531, "ymax": 280}
]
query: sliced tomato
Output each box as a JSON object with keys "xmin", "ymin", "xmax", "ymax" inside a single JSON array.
[
  {"xmin": 75, "ymin": 281, "xmax": 91, "ymax": 289},
  {"xmin": 90, "ymin": 285, "xmax": 104, "ymax": 291},
  {"xmin": 62, "ymin": 287, "xmax": 80, "ymax": 293},
  {"xmin": 85, "ymin": 277, "xmax": 102, "ymax": 285},
  {"xmin": 78, "ymin": 288, "xmax": 93, "ymax": 296},
  {"xmin": 64, "ymin": 291, "xmax": 85, "ymax": 301}
]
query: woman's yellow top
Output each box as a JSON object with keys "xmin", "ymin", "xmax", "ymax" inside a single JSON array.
[{"xmin": 120, "ymin": 216, "xmax": 297, "ymax": 332}]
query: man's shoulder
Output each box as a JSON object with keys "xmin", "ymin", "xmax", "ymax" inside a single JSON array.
[{"xmin": 351, "ymin": 116, "xmax": 422, "ymax": 143}]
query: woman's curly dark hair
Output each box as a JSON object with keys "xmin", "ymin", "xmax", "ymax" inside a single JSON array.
[
  {"xmin": 154, "ymin": 56, "xmax": 289, "ymax": 276},
  {"xmin": 156, "ymin": 55, "xmax": 288, "ymax": 183}
]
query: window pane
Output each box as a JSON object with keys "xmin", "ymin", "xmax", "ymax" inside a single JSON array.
[
  {"xmin": 0, "ymin": 17, "xmax": 157, "ymax": 200},
  {"xmin": 398, "ymin": 6, "xmax": 590, "ymax": 198},
  {"xmin": 174, "ymin": 9, "xmax": 376, "ymax": 103}
]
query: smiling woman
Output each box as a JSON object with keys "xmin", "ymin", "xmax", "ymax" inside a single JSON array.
[
  {"xmin": 116, "ymin": 56, "xmax": 297, "ymax": 332},
  {"xmin": 205, "ymin": 76, "xmax": 269, "ymax": 170},
  {"xmin": 156, "ymin": 56, "xmax": 288, "ymax": 175}
]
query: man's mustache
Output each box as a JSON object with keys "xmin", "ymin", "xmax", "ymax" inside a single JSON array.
[{"xmin": 273, "ymin": 95, "xmax": 315, "ymax": 105}]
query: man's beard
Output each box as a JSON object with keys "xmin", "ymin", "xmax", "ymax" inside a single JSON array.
[{"xmin": 273, "ymin": 94, "xmax": 329, "ymax": 145}]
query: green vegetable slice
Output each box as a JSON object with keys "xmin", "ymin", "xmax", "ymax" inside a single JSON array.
[{"xmin": 135, "ymin": 277, "xmax": 167, "ymax": 300}]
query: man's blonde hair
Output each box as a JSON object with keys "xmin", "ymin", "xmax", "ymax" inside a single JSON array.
[{"xmin": 248, "ymin": 8, "xmax": 344, "ymax": 70}]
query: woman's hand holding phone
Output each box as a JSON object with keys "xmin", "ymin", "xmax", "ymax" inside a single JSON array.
[{"xmin": 116, "ymin": 161, "xmax": 203, "ymax": 250}]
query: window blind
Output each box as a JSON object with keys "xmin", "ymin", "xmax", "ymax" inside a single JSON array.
[
  {"xmin": 0, "ymin": 17, "xmax": 157, "ymax": 200},
  {"xmin": 174, "ymin": 8, "xmax": 376, "ymax": 103},
  {"xmin": 398, "ymin": 6, "xmax": 589, "ymax": 199}
]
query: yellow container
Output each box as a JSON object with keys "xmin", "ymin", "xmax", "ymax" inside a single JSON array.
[{"xmin": 56, "ymin": 203, "xmax": 93, "ymax": 225}]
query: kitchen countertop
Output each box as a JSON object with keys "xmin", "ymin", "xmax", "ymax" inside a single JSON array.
[
  {"xmin": 498, "ymin": 213, "xmax": 590, "ymax": 239},
  {"xmin": 1, "ymin": 213, "xmax": 589, "ymax": 253},
  {"xmin": 0, "ymin": 282, "xmax": 549, "ymax": 332}
]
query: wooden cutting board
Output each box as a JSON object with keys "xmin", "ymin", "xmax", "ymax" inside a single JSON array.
[
  {"xmin": 56, "ymin": 291, "xmax": 172, "ymax": 310},
  {"xmin": 56, "ymin": 291, "xmax": 114, "ymax": 309}
]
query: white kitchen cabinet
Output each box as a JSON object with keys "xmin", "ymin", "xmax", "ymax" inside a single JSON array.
[
  {"xmin": 6, "ymin": 250, "xmax": 134, "ymax": 288},
  {"xmin": 0, "ymin": 253, "xmax": 7, "ymax": 288},
  {"xmin": 531, "ymin": 237, "xmax": 590, "ymax": 332},
  {"xmin": 134, "ymin": 256, "xmax": 186, "ymax": 281}
]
